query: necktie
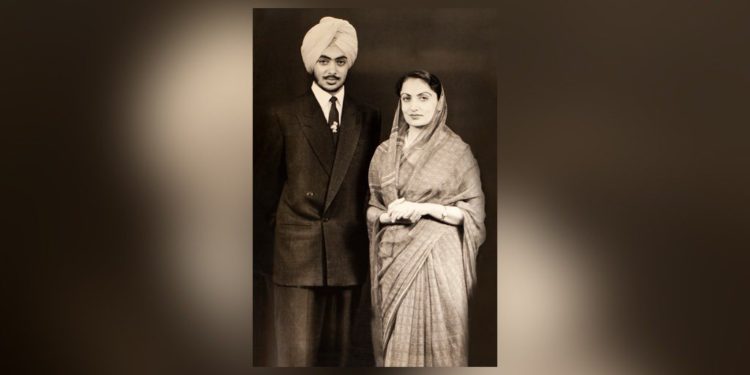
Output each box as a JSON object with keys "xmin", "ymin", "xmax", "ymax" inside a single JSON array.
[{"xmin": 328, "ymin": 96, "xmax": 339, "ymax": 146}]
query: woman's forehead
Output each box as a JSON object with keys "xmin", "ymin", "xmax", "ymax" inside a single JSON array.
[{"xmin": 401, "ymin": 78, "xmax": 434, "ymax": 95}]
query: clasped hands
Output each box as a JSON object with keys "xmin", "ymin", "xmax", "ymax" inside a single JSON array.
[{"xmin": 380, "ymin": 198, "xmax": 425, "ymax": 224}]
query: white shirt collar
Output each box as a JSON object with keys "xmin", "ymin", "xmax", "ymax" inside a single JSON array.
[{"xmin": 311, "ymin": 82, "xmax": 344, "ymax": 123}]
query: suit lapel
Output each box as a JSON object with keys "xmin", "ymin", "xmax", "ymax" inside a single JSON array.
[
  {"xmin": 296, "ymin": 91, "xmax": 334, "ymax": 175},
  {"xmin": 324, "ymin": 95, "xmax": 362, "ymax": 211}
]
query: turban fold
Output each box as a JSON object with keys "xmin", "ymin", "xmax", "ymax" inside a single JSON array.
[{"xmin": 300, "ymin": 17, "xmax": 358, "ymax": 74}]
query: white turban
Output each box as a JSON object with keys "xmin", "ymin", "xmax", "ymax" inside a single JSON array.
[{"xmin": 300, "ymin": 16, "xmax": 358, "ymax": 74}]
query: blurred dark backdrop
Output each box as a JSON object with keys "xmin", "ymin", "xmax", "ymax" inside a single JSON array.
[{"xmin": 498, "ymin": 2, "xmax": 750, "ymax": 374}]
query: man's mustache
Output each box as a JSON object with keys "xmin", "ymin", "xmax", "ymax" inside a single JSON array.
[{"xmin": 323, "ymin": 75, "xmax": 340, "ymax": 80}]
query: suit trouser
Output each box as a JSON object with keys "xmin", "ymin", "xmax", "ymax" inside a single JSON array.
[{"xmin": 273, "ymin": 283, "xmax": 360, "ymax": 366}]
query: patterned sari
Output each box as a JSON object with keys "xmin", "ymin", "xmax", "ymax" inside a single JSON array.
[{"xmin": 367, "ymin": 87, "xmax": 485, "ymax": 366}]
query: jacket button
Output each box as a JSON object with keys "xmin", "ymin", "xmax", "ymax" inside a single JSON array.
[
  {"xmin": 305, "ymin": 191, "xmax": 314, "ymax": 197},
  {"xmin": 322, "ymin": 217, "xmax": 329, "ymax": 222}
]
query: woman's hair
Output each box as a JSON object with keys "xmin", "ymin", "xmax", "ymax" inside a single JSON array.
[{"xmin": 395, "ymin": 70, "xmax": 442, "ymax": 99}]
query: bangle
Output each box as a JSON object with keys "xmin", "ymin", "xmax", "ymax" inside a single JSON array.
[{"xmin": 441, "ymin": 205, "xmax": 448, "ymax": 220}]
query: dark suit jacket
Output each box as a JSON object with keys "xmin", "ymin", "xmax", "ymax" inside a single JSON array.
[{"xmin": 254, "ymin": 89, "xmax": 381, "ymax": 286}]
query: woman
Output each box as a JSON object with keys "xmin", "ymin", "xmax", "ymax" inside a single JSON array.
[{"xmin": 367, "ymin": 70, "xmax": 486, "ymax": 366}]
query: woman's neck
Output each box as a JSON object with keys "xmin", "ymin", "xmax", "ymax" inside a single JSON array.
[{"xmin": 405, "ymin": 125, "xmax": 427, "ymax": 147}]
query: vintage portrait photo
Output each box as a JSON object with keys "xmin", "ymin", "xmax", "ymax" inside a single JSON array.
[
  {"xmin": 252, "ymin": 8, "xmax": 497, "ymax": 367},
  {"xmin": 11, "ymin": 1, "xmax": 750, "ymax": 374}
]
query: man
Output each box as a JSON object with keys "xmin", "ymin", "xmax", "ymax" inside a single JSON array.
[{"xmin": 254, "ymin": 16, "xmax": 381, "ymax": 366}]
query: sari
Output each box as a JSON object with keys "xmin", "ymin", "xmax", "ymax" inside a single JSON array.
[{"xmin": 367, "ymin": 87, "xmax": 486, "ymax": 366}]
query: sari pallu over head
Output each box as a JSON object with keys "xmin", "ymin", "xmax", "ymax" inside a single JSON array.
[{"xmin": 367, "ymin": 85, "xmax": 486, "ymax": 366}]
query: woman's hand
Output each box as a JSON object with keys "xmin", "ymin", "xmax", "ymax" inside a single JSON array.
[
  {"xmin": 387, "ymin": 197, "xmax": 405, "ymax": 211},
  {"xmin": 386, "ymin": 200, "xmax": 465, "ymax": 226},
  {"xmin": 387, "ymin": 199, "xmax": 425, "ymax": 223}
]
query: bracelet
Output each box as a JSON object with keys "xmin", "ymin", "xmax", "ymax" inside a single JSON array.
[{"xmin": 441, "ymin": 205, "xmax": 448, "ymax": 220}]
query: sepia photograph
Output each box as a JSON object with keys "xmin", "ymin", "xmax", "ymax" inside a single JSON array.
[
  {"xmin": 10, "ymin": 1, "xmax": 749, "ymax": 374},
  {"xmin": 252, "ymin": 8, "xmax": 497, "ymax": 367}
]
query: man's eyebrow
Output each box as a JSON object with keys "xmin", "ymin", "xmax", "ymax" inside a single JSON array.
[{"xmin": 319, "ymin": 54, "xmax": 346, "ymax": 60}]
